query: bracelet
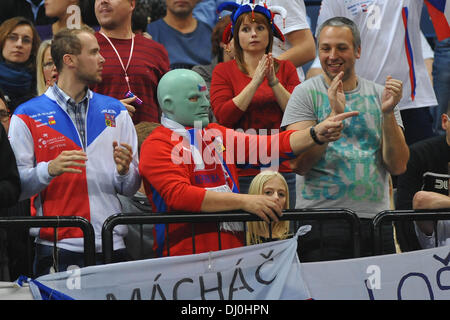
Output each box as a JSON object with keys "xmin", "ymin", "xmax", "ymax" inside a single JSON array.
[
  {"xmin": 269, "ymin": 78, "xmax": 279, "ymax": 87},
  {"xmin": 310, "ymin": 125, "xmax": 324, "ymax": 145}
]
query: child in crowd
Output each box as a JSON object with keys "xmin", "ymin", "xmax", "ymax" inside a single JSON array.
[{"xmin": 246, "ymin": 170, "xmax": 291, "ymax": 245}]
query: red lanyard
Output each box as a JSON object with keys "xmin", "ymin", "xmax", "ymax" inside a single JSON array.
[{"xmin": 99, "ymin": 31, "xmax": 135, "ymax": 92}]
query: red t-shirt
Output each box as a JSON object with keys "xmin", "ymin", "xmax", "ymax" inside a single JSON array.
[{"xmin": 91, "ymin": 33, "xmax": 170, "ymax": 124}]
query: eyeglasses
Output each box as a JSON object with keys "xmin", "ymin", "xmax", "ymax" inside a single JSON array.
[
  {"xmin": 43, "ymin": 61, "xmax": 55, "ymax": 69},
  {"xmin": 6, "ymin": 33, "xmax": 32, "ymax": 45}
]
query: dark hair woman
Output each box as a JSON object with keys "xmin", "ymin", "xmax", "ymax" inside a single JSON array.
[{"xmin": 0, "ymin": 16, "xmax": 41, "ymax": 112}]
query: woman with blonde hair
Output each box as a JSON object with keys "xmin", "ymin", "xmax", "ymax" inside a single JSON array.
[
  {"xmin": 247, "ymin": 170, "xmax": 290, "ymax": 245},
  {"xmin": 36, "ymin": 40, "xmax": 58, "ymax": 95}
]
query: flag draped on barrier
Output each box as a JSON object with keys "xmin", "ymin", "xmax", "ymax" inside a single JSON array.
[
  {"xmin": 27, "ymin": 226, "xmax": 313, "ymax": 300},
  {"xmin": 16, "ymin": 225, "xmax": 450, "ymax": 300}
]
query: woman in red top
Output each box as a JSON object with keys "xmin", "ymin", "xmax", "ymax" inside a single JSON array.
[{"xmin": 210, "ymin": 4, "xmax": 300, "ymax": 206}]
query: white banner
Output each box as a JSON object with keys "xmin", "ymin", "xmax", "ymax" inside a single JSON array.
[
  {"xmin": 27, "ymin": 227, "xmax": 312, "ymax": 300},
  {"xmin": 303, "ymin": 245, "xmax": 450, "ymax": 300},
  {"xmin": 17, "ymin": 227, "xmax": 450, "ymax": 300}
]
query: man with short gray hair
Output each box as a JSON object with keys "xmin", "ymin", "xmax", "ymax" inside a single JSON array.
[
  {"xmin": 307, "ymin": 0, "xmax": 438, "ymax": 146},
  {"xmin": 282, "ymin": 17, "xmax": 409, "ymax": 261}
]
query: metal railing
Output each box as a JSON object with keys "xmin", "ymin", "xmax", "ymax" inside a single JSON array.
[
  {"xmin": 7, "ymin": 209, "xmax": 450, "ymax": 274},
  {"xmin": 0, "ymin": 216, "xmax": 96, "ymax": 276},
  {"xmin": 101, "ymin": 208, "xmax": 360, "ymax": 264},
  {"xmin": 373, "ymin": 210, "xmax": 450, "ymax": 254}
]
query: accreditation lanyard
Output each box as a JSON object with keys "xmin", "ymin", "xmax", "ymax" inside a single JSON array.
[{"xmin": 99, "ymin": 31, "xmax": 135, "ymax": 93}]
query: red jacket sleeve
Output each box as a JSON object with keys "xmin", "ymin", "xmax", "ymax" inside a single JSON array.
[
  {"xmin": 215, "ymin": 123, "xmax": 296, "ymax": 167},
  {"xmin": 139, "ymin": 127, "xmax": 206, "ymax": 213}
]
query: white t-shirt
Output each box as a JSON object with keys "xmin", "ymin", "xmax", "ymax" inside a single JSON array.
[
  {"xmin": 269, "ymin": 0, "xmax": 310, "ymax": 82},
  {"xmin": 314, "ymin": 0, "xmax": 437, "ymax": 110}
]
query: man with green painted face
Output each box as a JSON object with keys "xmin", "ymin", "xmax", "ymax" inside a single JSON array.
[
  {"xmin": 159, "ymin": 69, "xmax": 211, "ymax": 128},
  {"xmin": 139, "ymin": 69, "xmax": 358, "ymax": 257}
]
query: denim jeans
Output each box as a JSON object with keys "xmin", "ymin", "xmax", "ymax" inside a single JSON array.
[
  {"xmin": 238, "ymin": 171, "xmax": 297, "ymax": 210},
  {"xmin": 33, "ymin": 244, "xmax": 130, "ymax": 278},
  {"xmin": 431, "ymin": 38, "xmax": 450, "ymax": 135}
]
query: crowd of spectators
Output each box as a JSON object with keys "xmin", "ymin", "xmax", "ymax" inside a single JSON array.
[{"xmin": 0, "ymin": 0, "xmax": 448, "ymax": 282}]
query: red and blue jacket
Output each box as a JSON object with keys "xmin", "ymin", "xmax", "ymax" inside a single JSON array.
[{"xmin": 9, "ymin": 88, "xmax": 140, "ymax": 252}]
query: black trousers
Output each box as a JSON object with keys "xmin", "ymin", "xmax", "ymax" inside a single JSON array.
[{"xmin": 296, "ymin": 218, "xmax": 395, "ymax": 262}]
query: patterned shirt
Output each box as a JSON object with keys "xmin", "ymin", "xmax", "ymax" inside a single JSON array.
[
  {"xmin": 51, "ymin": 84, "xmax": 90, "ymax": 149},
  {"xmin": 281, "ymin": 75, "xmax": 403, "ymax": 218}
]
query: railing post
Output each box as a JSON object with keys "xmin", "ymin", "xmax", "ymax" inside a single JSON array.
[{"xmin": 0, "ymin": 216, "xmax": 96, "ymax": 272}]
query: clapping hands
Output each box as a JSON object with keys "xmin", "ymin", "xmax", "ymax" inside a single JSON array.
[
  {"xmin": 252, "ymin": 53, "xmax": 277, "ymax": 86},
  {"xmin": 327, "ymin": 71, "xmax": 346, "ymax": 115},
  {"xmin": 113, "ymin": 141, "xmax": 133, "ymax": 176},
  {"xmin": 381, "ymin": 76, "xmax": 403, "ymax": 113}
]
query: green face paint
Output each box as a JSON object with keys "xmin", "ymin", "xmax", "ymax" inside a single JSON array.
[{"xmin": 157, "ymin": 69, "xmax": 210, "ymax": 128}]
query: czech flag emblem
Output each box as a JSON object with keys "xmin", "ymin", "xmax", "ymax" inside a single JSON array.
[{"xmin": 105, "ymin": 113, "xmax": 116, "ymax": 127}]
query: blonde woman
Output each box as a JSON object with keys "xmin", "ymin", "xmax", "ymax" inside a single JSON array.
[
  {"xmin": 247, "ymin": 170, "xmax": 291, "ymax": 245},
  {"xmin": 36, "ymin": 40, "xmax": 58, "ymax": 95}
]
